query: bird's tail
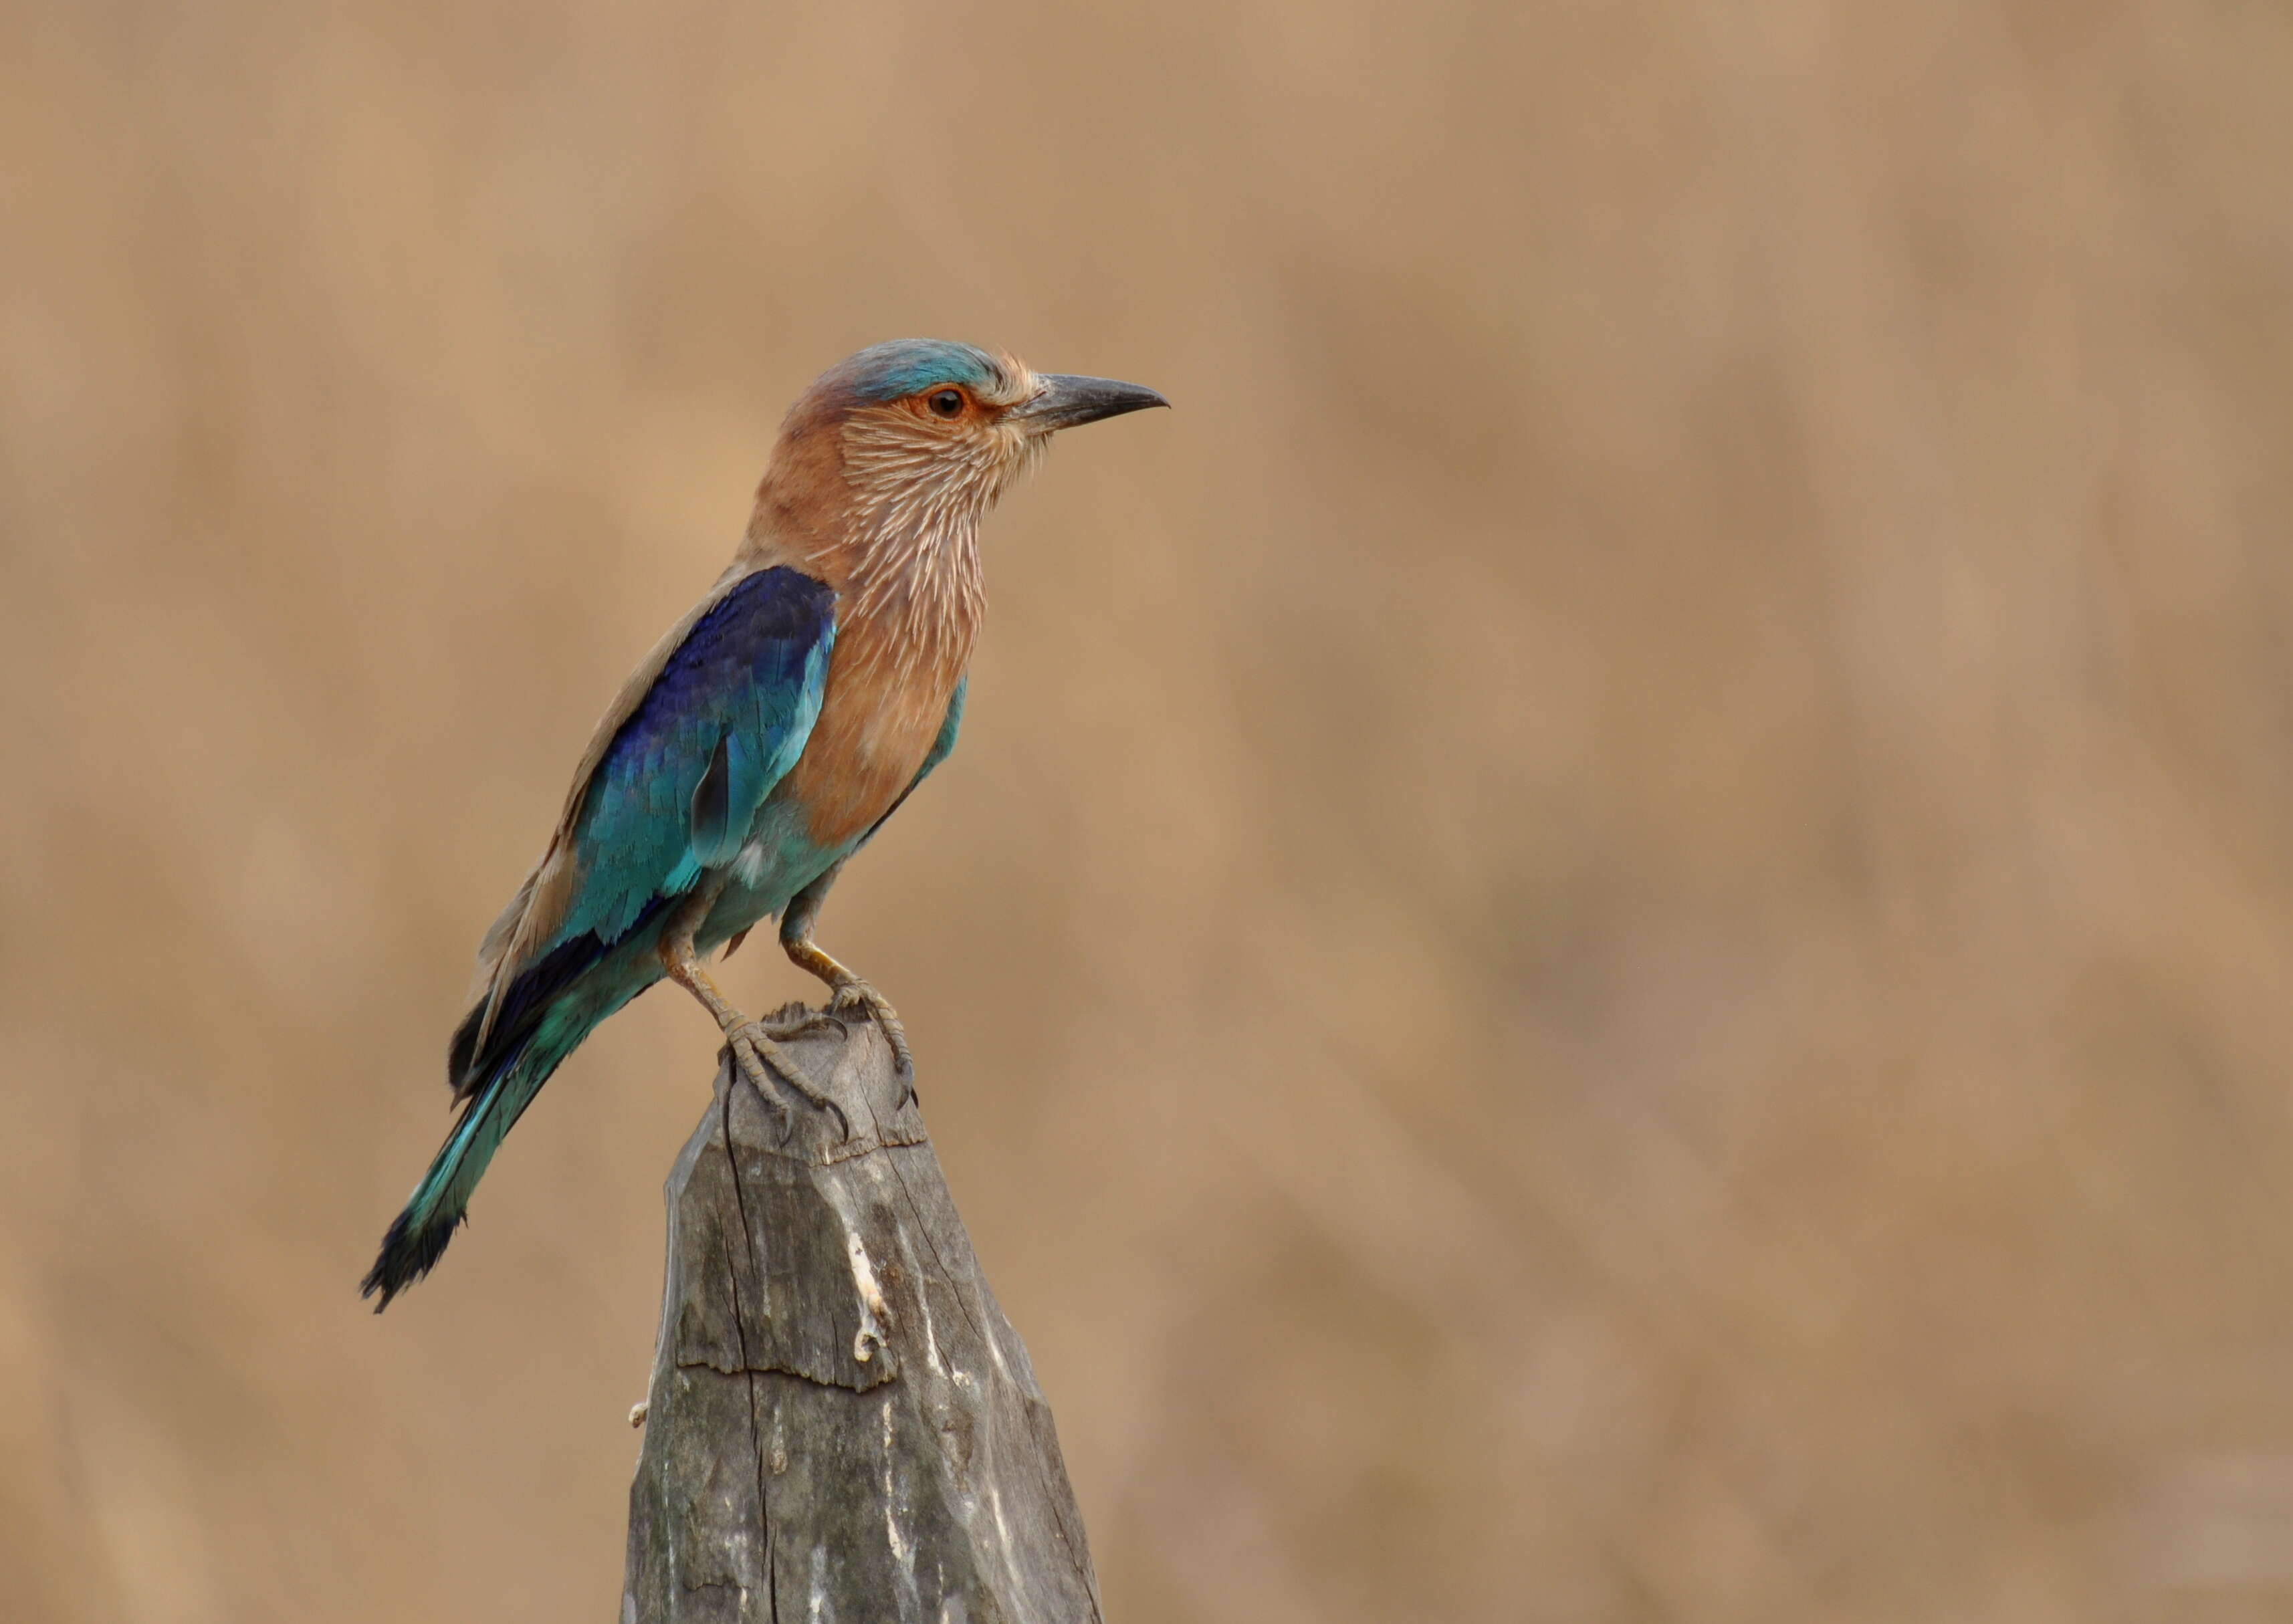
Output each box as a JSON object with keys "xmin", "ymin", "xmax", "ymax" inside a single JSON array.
[
  {"xmin": 364, "ymin": 905, "xmax": 671, "ymax": 1308},
  {"xmin": 360, "ymin": 1015, "xmax": 589, "ymax": 1310}
]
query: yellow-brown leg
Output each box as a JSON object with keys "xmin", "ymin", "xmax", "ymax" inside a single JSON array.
[
  {"xmin": 658, "ymin": 889, "xmax": 848, "ymax": 1139},
  {"xmin": 779, "ymin": 865, "xmax": 913, "ymax": 1078}
]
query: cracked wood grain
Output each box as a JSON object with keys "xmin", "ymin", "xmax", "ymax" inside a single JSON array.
[{"xmin": 621, "ymin": 1016, "xmax": 1104, "ymax": 1624}]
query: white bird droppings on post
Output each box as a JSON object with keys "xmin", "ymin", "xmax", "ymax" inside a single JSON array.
[
  {"xmin": 987, "ymin": 1483, "xmax": 1015, "ymax": 1564},
  {"xmin": 847, "ymin": 1230, "xmax": 889, "ymax": 1362},
  {"xmin": 918, "ymin": 1282, "xmax": 945, "ymax": 1375},
  {"xmin": 883, "ymin": 1397, "xmax": 912, "ymax": 1564}
]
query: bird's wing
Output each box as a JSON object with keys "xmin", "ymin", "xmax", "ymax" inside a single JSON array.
[{"xmin": 471, "ymin": 565, "xmax": 837, "ymax": 1034}]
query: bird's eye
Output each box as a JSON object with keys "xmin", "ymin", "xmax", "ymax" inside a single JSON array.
[{"xmin": 927, "ymin": 388, "xmax": 965, "ymax": 419}]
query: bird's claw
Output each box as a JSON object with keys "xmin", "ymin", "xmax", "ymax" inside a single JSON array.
[
  {"xmin": 828, "ymin": 978, "xmax": 913, "ymax": 1080},
  {"xmin": 726, "ymin": 1021, "xmax": 851, "ymax": 1143}
]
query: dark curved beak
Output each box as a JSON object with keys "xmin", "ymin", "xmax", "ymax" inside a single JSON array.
[{"xmin": 1012, "ymin": 373, "xmax": 1170, "ymax": 431}]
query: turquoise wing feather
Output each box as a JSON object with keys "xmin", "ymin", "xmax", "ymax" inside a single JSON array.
[{"xmin": 555, "ymin": 566, "xmax": 837, "ymax": 947}]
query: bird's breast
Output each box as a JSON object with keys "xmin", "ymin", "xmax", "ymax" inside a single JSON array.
[{"xmin": 776, "ymin": 608, "xmax": 970, "ymax": 850}]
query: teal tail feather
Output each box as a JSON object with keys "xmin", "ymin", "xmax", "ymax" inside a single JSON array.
[
  {"xmin": 362, "ymin": 909, "xmax": 665, "ymax": 1310},
  {"xmin": 360, "ymin": 1024, "xmax": 578, "ymax": 1309}
]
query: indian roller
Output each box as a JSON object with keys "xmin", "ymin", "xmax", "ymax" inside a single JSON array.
[{"xmin": 362, "ymin": 340, "xmax": 1166, "ymax": 1307}]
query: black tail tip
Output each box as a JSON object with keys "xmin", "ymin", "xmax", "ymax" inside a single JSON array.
[{"xmin": 360, "ymin": 1208, "xmax": 463, "ymax": 1312}]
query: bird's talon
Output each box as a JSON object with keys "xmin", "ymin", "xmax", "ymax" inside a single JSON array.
[
  {"xmin": 724, "ymin": 1036, "xmax": 796, "ymax": 1141},
  {"xmin": 882, "ymin": 1021, "xmax": 915, "ymax": 1080},
  {"xmin": 726, "ymin": 1024, "xmax": 851, "ymax": 1143},
  {"xmin": 824, "ymin": 979, "xmax": 913, "ymax": 1076}
]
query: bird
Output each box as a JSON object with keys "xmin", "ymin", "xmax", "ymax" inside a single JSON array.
[{"xmin": 361, "ymin": 339, "xmax": 1166, "ymax": 1308}]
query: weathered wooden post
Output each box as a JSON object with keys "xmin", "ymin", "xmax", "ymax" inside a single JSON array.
[{"xmin": 622, "ymin": 1010, "xmax": 1103, "ymax": 1623}]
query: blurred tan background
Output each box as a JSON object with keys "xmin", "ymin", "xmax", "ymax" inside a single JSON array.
[{"xmin": 3, "ymin": 1, "xmax": 2292, "ymax": 1619}]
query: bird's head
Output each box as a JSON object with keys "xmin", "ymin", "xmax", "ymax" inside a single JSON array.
[{"xmin": 764, "ymin": 340, "xmax": 1166, "ymax": 551}]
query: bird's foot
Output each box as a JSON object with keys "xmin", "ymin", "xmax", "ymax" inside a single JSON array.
[
  {"xmin": 726, "ymin": 1021, "xmax": 851, "ymax": 1143},
  {"xmin": 827, "ymin": 977, "xmax": 913, "ymax": 1082}
]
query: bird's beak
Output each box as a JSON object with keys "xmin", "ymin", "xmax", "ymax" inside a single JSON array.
[{"xmin": 1010, "ymin": 373, "xmax": 1170, "ymax": 432}]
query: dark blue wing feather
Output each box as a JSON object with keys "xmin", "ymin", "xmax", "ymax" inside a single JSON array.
[{"xmin": 556, "ymin": 566, "xmax": 835, "ymax": 947}]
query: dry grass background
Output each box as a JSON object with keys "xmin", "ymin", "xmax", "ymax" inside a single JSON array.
[{"xmin": 3, "ymin": 1, "xmax": 2292, "ymax": 1619}]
